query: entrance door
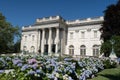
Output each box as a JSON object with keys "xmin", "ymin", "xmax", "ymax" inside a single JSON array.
[
  {"xmin": 52, "ymin": 44, "xmax": 56, "ymax": 53},
  {"xmin": 44, "ymin": 44, "xmax": 48, "ymax": 55}
]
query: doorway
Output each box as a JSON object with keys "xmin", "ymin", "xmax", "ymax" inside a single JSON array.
[
  {"xmin": 44, "ymin": 44, "xmax": 48, "ymax": 55},
  {"xmin": 52, "ymin": 44, "xmax": 56, "ymax": 53}
]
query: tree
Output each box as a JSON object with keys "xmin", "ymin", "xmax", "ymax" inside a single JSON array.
[
  {"xmin": 100, "ymin": 0, "xmax": 120, "ymax": 57},
  {"xmin": 14, "ymin": 40, "xmax": 21, "ymax": 53},
  {"xmin": 100, "ymin": 0, "xmax": 120, "ymax": 41},
  {"xmin": 0, "ymin": 12, "xmax": 20, "ymax": 54},
  {"xmin": 14, "ymin": 29, "xmax": 21, "ymax": 53}
]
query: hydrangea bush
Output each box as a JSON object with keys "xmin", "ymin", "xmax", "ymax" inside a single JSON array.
[{"xmin": 0, "ymin": 55, "xmax": 117, "ymax": 80}]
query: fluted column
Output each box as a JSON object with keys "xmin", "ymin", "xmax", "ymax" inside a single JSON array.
[
  {"xmin": 37, "ymin": 30, "xmax": 41, "ymax": 53},
  {"xmin": 41, "ymin": 29, "xmax": 45, "ymax": 53},
  {"xmin": 48, "ymin": 28, "xmax": 52, "ymax": 54},
  {"xmin": 55, "ymin": 28, "xmax": 59, "ymax": 53}
]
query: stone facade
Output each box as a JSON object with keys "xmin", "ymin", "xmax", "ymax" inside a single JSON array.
[{"xmin": 21, "ymin": 16, "xmax": 103, "ymax": 57}]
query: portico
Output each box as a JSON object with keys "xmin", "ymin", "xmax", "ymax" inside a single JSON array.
[
  {"xmin": 21, "ymin": 16, "xmax": 67, "ymax": 55},
  {"xmin": 40, "ymin": 27, "xmax": 60, "ymax": 54}
]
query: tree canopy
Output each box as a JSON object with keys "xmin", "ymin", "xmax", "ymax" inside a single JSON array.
[
  {"xmin": 100, "ymin": 0, "xmax": 120, "ymax": 41},
  {"xmin": 0, "ymin": 12, "xmax": 20, "ymax": 53},
  {"xmin": 100, "ymin": 0, "xmax": 120, "ymax": 57}
]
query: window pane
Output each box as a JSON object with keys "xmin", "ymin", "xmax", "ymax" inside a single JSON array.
[
  {"xmin": 84, "ymin": 49, "xmax": 86, "ymax": 56},
  {"xmin": 72, "ymin": 49, "xmax": 74, "ymax": 55},
  {"xmin": 93, "ymin": 49, "xmax": 95, "ymax": 56}
]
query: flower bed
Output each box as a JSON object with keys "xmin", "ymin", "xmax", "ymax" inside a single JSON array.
[{"xmin": 0, "ymin": 55, "xmax": 117, "ymax": 80}]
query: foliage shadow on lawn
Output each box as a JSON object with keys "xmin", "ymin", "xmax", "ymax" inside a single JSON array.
[{"xmin": 98, "ymin": 73, "xmax": 120, "ymax": 80}]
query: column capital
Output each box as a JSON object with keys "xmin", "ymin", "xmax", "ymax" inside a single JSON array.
[
  {"xmin": 38, "ymin": 29, "xmax": 42, "ymax": 31},
  {"xmin": 48, "ymin": 28, "xmax": 52, "ymax": 40},
  {"xmin": 41, "ymin": 28, "xmax": 45, "ymax": 30},
  {"xmin": 56, "ymin": 27, "xmax": 60, "ymax": 29},
  {"xmin": 48, "ymin": 28, "xmax": 52, "ymax": 31},
  {"xmin": 49, "ymin": 27, "xmax": 52, "ymax": 29}
]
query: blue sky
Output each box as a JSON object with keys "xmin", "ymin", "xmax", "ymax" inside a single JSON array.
[{"xmin": 0, "ymin": 0, "xmax": 117, "ymax": 28}]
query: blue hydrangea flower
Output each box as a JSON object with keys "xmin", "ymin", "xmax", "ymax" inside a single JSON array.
[
  {"xmin": 32, "ymin": 63, "xmax": 38, "ymax": 70},
  {"xmin": 36, "ymin": 69, "xmax": 41, "ymax": 74},
  {"xmin": 21, "ymin": 64, "xmax": 29, "ymax": 71},
  {"xmin": 12, "ymin": 59, "xmax": 22, "ymax": 65},
  {"xmin": 17, "ymin": 63, "xmax": 23, "ymax": 67},
  {"xmin": 28, "ymin": 70, "xmax": 36, "ymax": 75}
]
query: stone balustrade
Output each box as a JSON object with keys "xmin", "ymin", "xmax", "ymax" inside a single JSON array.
[
  {"xmin": 66, "ymin": 16, "xmax": 103, "ymax": 24},
  {"xmin": 36, "ymin": 15, "xmax": 60, "ymax": 23}
]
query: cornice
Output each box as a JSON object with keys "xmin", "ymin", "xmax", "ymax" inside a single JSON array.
[{"xmin": 22, "ymin": 16, "xmax": 104, "ymax": 31}]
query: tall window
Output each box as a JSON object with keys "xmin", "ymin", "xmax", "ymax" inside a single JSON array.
[
  {"xmin": 80, "ymin": 45, "xmax": 86, "ymax": 56},
  {"xmin": 32, "ymin": 35, "xmax": 35, "ymax": 41},
  {"xmin": 94, "ymin": 31, "xmax": 97, "ymax": 38},
  {"xmin": 25, "ymin": 36, "xmax": 27, "ymax": 41},
  {"xmin": 81, "ymin": 31, "xmax": 85, "ymax": 38},
  {"xmin": 69, "ymin": 45, "xmax": 74, "ymax": 56},
  {"xmin": 93, "ymin": 45, "xmax": 99, "ymax": 56},
  {"xmin": 70, "ymin": 32, "xmax": 73, "ymax": 39}
]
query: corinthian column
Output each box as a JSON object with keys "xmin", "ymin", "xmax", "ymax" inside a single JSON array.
[
  {"xmin": 41, "ymin": 29, "xmax": 45, "ymax": 53},
  {"xmin": 48, "ymin": 28, "xmax": 52, "ymax": 54},
  {"xmin": 55, "ymin": 28, "xmax": 59, "ymax": 53}
]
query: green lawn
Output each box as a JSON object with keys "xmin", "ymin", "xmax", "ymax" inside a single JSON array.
[{"xmin": 88, "ymin": 65, "xmax": 120, "ymax": 80}]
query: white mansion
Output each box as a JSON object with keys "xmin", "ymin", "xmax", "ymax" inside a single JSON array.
[{"xmin": 21, "ymin": 15, "xmax": 103, "ymax": 57}]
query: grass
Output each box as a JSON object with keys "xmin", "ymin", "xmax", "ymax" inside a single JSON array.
[{"xmin": 88, "ymin": 65, "xmax": 120, "ymax": 80}]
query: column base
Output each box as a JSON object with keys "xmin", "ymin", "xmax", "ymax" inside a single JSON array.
[{"xmin": 54, "ymin": 53, "xmax": 59, "ymax": 57}]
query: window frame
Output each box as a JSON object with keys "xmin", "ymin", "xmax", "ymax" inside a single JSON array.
[
  {"xmin": 69, "ymin": 45, "xmax": 74, "ymax": 56},
  {"xmin": 93, "ymin": 45, "xmax": 99, "ymax": 56},
  {"xmin": 80, "ymin": 45, "xmax": 86, "ymax": 56}
]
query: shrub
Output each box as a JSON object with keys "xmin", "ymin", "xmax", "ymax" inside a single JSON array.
[
  {"xmin": 100, "ymin": 40, "xmax": 111, "ymax": 57},
  {"xmin": 102, "ymin": 58, "xmax": 117, "ymax": 69}
]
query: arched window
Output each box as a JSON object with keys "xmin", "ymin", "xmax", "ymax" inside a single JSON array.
[
  {"xmin": 80, "ymin": 45, "xmax": 86, "ymax": 56},
  {"xmin": 69, "ymin": 45, "xmax": 74, "ymax": 56},
  {"xmin": 23, "ymin": 46, "xmax": 27, "ymax": 51},
  {"xmin": 31, "ymin": 46, "xmax": 35, "ymax": 53},
  {"xmin": 93, "ymin": 45, "xmax": 99, "ymax": 56}
]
